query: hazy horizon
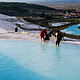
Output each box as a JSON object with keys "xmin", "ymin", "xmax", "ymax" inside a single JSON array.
[
  {"xmin": 0, "ymin": 0, "xmax": 80, "ymax": 9},
  {"xmin": 0, "ymin": 0, "xmax": 80, "ymax": 2}
]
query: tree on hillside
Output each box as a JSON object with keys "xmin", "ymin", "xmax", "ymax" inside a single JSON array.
[
  {"xmin": 40, "ymin": 12, "xmax": 45, "ymax": 17},
  {"xmin": 45, "ymin": 14, "xmax": 53, "ymax": 20}
]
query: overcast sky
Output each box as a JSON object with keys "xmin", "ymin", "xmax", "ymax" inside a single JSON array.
[{"xmin": 0, "ymin": 0, "xmax": 80, "ymax": 2}]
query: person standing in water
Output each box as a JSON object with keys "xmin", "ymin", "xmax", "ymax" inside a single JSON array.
[
  {"xmin": 55, "ymin": 30, "xmax": 61, "ymax": 47},
  {"xmin": 40, "ymin": 29, "xmax": 47, "ymax": 41}
]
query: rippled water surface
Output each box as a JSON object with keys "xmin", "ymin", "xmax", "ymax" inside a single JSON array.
[{"xmin": 0, "ymin": 41, "xmax": 80, "ymax": 80}]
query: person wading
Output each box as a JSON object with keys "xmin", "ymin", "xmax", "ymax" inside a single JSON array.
[
  {"xmin": 55, "ymin": 30, "xmax": 62, "ymax": 47},
  {"xmin": 40, "ymin": 29, "xmax": 47, "ymax": 41}
]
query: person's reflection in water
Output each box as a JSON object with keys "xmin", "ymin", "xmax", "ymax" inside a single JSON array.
[
  {"xmin": 55, "ymin": 47, "xmax": 61, "ymax": 62},
  {"xmin": 40, "ymin": 42, "xmax": 49, "ymax": 50}
]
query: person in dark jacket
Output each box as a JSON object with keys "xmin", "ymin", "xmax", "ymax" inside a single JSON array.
[
  {"xmin": 15, "ymin": 27, "xmax": 18, "ymax": 32},
  {"xmin": 44, "ymin": 32, "xmax": 50, "ymax": 40},
  {"xmin": 55, "ymin": 30, "xmax": 61, "ymax": 47},
  {"xmin": 48, "ymin": 29, "xmax": 53, "ymax": 37}
]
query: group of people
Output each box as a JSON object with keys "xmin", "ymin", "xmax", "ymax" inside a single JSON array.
[
  {"xmin": 14, "ymin": 27, "xmax": 64, "ymax": 47},
  {"xmin": 40, "ymin": 29, "xmax": 64, "ymax": 47}
]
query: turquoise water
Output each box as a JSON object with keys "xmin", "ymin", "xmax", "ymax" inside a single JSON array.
[
  {"xmin": 0, "ymin": 41, "xmax": 80, "ymax": 80},
  {"xmin": 62, "ymin": 24, "xmax": 80, "ymax": 35}
]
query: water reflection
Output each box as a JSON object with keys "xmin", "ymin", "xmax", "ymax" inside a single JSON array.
[
  {"xmin": 40, "ymin": 41, "xmax": 49, "ymax": 50},
  {"xmin": 0, "ymin": 41, "xmax": 80, "ymax": 80},
  {"xmin": 55, "ymin": 47, "xmax": 61, "ymax": 62}
]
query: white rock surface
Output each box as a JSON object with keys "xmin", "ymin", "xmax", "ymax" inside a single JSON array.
[{"xmin": 0, "ymin": 14, "xmax": 47, "ymax": 33}]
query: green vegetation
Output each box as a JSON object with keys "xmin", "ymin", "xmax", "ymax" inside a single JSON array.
[
  {"xmin": 64, "ymin": 33, "xmax": 80, "ymax": 39},
  {"xmin": 70, "ymin": 19, "xmax": 80, "ymax": 24},
  {"xmin": 0, "ymin": 2, "xmax": 58, "ymax": 17},
  {"xmin": 23, "ymin": 17, "xmax": 67, "ymax": 27}
]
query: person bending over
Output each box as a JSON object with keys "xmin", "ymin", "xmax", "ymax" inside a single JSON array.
[
  {"xmin": 44, "ymin": 32, "xmax": 50, "ymax": 40},
  {"xmin": 48, "ymin": 29, "xmax": 53, "ymax": 40},
  {"xmin": 40, "ymin": 29, "xmax": 47, "ymax": 41}
]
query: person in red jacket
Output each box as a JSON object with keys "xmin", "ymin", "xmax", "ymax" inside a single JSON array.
[{"xmin": 40, "ymin": 29, "xmax": 47, "ymax": 41}]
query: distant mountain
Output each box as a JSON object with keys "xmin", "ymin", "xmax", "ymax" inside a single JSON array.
[
  {"xmin": 27, "ymin": 0, "xmax": 80, "ymax": 3},
  {"xmin": 34, "ymin": 1, "xmax": 80, "ymax": 9}
]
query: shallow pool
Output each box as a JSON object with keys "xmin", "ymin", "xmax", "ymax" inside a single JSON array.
[
  {"xmin": 51, "ymin": 22, "xmax": 69, "ymax": 27},
  {"xmin": 62, "ymin": 24, "xmax": 80, "ymax": 35},
  {"xmin": 51, "ymin": 23, "xmax": 63, "ymax": 26},
  {"xmin": 0, "ymin": 41, "xmax": 80, "ymax": 80}
]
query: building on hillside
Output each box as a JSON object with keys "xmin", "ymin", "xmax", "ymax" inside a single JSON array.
[{"xmin": 64, "ymin": 10, "xmax": 80, "ymax": 19}]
